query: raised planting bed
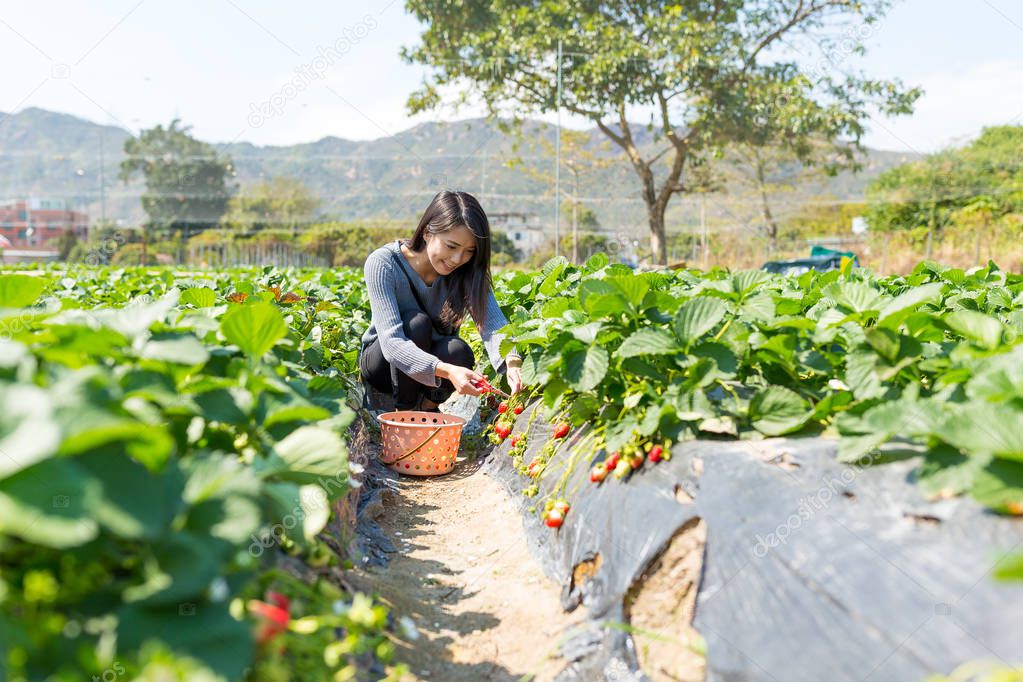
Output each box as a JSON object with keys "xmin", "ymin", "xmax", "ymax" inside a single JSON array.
[{"xmin": 486, "ymin": 406, "xmax": 1023, "ymax": 681}]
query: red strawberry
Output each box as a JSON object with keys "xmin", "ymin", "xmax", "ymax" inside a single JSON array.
[
  {"xmin": 606, "ymin": 452, "xmax": 620, "ymax": 469},
  {"xmin": 249, "ymin": 595, "xmax": 290, "ymax": 644},
  {"xmin": 498, "ymin": 402, "xmax": 508, "ymax": 414},
  {"xmin": 544, "ymin": 509, "xmax": 564, "ymax": 528},
  {"xmin": 553, "ymin": 422, "xmax": 570, "ymax": 439},
  {"xmin": 590, "ymin": 462, "xmax": 608, "ymax": 483},
  {"xmin": 267, "ymin": 591, "xmax": 290, "ymax": 611},
  {"xmin": 513, "ymin": 405, "xmax": 524, "ymax": 415},
  {"xmin": 510, "ymin": 436, "xmax": 520, "ymax": 447},
  {"xmin": 629, "ymin": 454, "xmax": 644, "ymax": 470},
  {"xmin": 527, "ymin": 459, "xmax": 542, "ymax": 477},
  {"xmin": 553, "ymin": 499, "xmax": 570, "ymax": 515},
  {"xmin": 495, "ymin": 423, "xmax": 512, "ymax": 439},
  {"xmin": 647, "ymin": 445, "xmax": 664, "ymax": 463}
]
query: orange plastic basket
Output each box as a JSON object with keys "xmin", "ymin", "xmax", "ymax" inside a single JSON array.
[{"xmin": 376, "ymin": 410, "xmax": 466, "ymax": 476}]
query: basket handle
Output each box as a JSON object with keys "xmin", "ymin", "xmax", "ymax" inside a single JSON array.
[{"xmin": 381, "ymin": 425, "xmax": 444, "ymax": 465}]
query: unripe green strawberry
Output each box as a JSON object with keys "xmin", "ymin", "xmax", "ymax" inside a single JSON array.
[{"xmin": 614, "ymin": 459, "xmax": 632, "ymax": 479}]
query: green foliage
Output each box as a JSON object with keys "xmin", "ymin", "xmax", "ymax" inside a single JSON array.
[
  {"xmin": 298, "ymin": 223, "xmax": 409, "ymax": 267},
  {"xmin": 54, "ymin": 229, "xmax": 79, "ymax": 260},
  {"xmin": 404, "ymin": 0, "xmax": 919, "ymax": 262},
  {"xmin": 222, "ymin": 176, "xmax": 321, "ymax": 234},
  {"xmin": 528, "ymin": 233, "xmax": 613, "ymax": 268},
  {"xmin": 0, "ymin": 274, "xmax": 47, "ymax": 307},
  {"xmin": 494, "ymin": 254, "xmax": 1023, "ymax": 516},
  {"xmin": 221, "ymin": 300, "xmax": 288, "ymax": 357},
  {"xmin": 867, "ymin": 125, "xmax": 1023, "ymax": 233},
  {"xmin": 120, "ymin": 119, "xmax": 236, "ymax": 236},
  {"xmin": 0, "ymin": 264, "xmax": 398, "ymax": 681},
  {"xmin": 491, "ymin": 230, "xmax": 523, "ymax": 263},
  {"xmin": 783, "ymin": 199, "xmax": 869, "ymax": 239},
  {"xmin": 110, "ymin": 242, "xmax": 160, "ymax": 266}
]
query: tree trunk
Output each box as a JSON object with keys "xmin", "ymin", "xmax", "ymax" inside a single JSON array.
[
  {"xmin": 755, "ymin": 156, "xmax": 779, "ymax": 252},
  {"xmin": 572, "ymin": 171, "xmax": 579, "ymax": 264},
  {"xmin": 572, "ymin": 202, "xmax": 578, "ymax": 264},
  {"xmin": 975, "ymin": 214, "xmax": 988, "ymax": 266},
  {"xmin": 592, "ymin": 105, "xmax": 686, "ymax": 267},
  {"xmin": 648, "ymin": 202, "xmax": 668, "ymax": 266}
]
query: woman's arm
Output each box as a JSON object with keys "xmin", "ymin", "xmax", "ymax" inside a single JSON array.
[
  {"xmin": 471, "ymin": 283, "xmax": 526, "ymax": 394},
  {"xmin": 474, "ymin": 284, "xmax": 521, "ymax": 374},
  {"xmin": 364, "ymin": 254, "xmax": 443, "ymax": 387}
]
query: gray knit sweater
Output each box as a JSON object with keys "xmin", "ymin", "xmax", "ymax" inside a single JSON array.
[{"xmin": 361, "ymin": 240, "xmax": 520, "ymax": 388}]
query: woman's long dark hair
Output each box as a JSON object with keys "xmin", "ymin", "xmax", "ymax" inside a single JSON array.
[{"xmin": 404, "ymin": 190, "xmax": 493, "ymax": 330}]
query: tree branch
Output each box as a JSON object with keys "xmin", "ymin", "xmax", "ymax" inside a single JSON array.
[
  {"xmin": 655, "ymin": 91, "xmax": 693, "ymax": 210},
  {"xmin": 593, "ymin": 119, "xmax": 627, "ymax": 150},
  {"xmin": 745, "ymin": 0, "xmax": 856, "ymax": 69},
  {"xmin": 649, "ymin": 146, "xmax": 674, "ymax": 165}
]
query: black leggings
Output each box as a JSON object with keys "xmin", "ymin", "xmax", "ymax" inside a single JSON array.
[{"xmin": 359, "ymin": 310, "xmax": 475, "ymax": 409}]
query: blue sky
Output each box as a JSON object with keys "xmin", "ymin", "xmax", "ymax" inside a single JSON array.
[{"xmin": 1, "ymin": 0, "xmax": 1021, "ymax": 153}]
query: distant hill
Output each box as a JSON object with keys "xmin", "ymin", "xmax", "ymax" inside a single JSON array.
[{"xmin": 0, "ymin": 107, "xmax": 921, "ymax": 234}]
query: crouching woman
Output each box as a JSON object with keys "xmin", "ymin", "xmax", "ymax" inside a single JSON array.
[{"xmin": 358, "ymin": 190, "xmax": 523, "ymax": 411}]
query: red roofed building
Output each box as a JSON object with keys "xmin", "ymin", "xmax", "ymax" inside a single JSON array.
[{"xmin": 0, "ymin": 198, "xmax": 89, "ymax": 248}]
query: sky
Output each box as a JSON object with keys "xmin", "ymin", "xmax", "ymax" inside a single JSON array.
[{"xmin": 1, "ymin": 0, "xmax": 1022, "ymax": 154}]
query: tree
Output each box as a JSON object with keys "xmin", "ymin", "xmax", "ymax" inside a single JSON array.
[
  {"xmin": 298, "ymin": 223, "xmax": 409, "ymax": 267},
  {"xmin": 491, "ymin": 229, "xmax": 524, "ymax": 262},
  {"xmin": 119, "ymin": 120, "xmax": 235, "ymax": 247},
  {"xmin": 403, "ymin": 0, "xmax": 919, "ymax": 264},
  {"xmin": 726, "ymin": 139, "xmax": 853, "ymax": 251},
  {"xmin": 528, "ymin": 232, "xmax": 612, "ymax": 268},
  {"xmin": 223, "ymin": 176, "xmax": 321, "ymax": 236},
  {"xmin": 867, "ymin": 125, "xmax": 1023, "ymax": 237},
  {"xmin": 55, "ymin": 229, "xmax": 78, "ymax": 261}
]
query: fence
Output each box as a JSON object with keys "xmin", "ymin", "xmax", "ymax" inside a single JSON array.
[{"xmin": 186, "ymin": 241, "xmax": 330, "ymax": 269}]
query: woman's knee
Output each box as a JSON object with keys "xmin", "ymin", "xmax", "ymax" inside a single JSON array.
[
  {"xmin": 438, "ymin": 337, "xmax": 474, "ymax": 369},
  {"xmin": 401, "ymin": 310, "xmax": 433, "ymax": 348}
]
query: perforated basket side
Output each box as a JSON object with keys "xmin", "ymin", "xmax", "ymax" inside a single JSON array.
[{"xmin": 377, "ymin": 411, "xmax": 466, "ymax": 476}]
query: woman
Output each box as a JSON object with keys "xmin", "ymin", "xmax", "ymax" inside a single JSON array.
[{"xmin": 359, "ymin": 190, "xmax": 523, "ymax": 412}]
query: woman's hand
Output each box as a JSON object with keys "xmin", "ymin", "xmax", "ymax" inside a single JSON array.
[
  {"xmin": 437, "ymin": 362, "xmax": 485, "ymax": 396},
  {"xmin": 505, "ymin": 355, "xmax": 523, "ymax": 395},
  {"xmin": 506, "ymin": 366, "xmax": 524, "ymax": 395}
]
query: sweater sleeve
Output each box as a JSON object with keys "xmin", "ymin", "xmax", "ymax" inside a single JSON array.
[
  {"xmin": 364, "ymin": 255, "xmax": 442, "ymax": 388},
  {"xmin": 475, "ymin": 284, "xmax": 521, "ymax": 374}
]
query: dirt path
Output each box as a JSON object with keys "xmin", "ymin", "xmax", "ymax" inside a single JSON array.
[{"xmin": 351, "ymin": 451, "xmax": 583, "ymax": 681}]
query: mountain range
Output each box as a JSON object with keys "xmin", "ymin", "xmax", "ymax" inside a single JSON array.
[{"xmin": 0, "ymin": 107, "xmax": 922, "ymax": 235}]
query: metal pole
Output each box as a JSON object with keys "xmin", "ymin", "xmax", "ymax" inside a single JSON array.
[
  {"xmin": 99, "ymin": 131, "xmax": 107, "ymax": 224},
  {"xmin": 480, "ymin": 148, "xmax": 486, "ymax": 198},
  {"xmin": 700, "ymin": 196, "xmax": 707, "ymax": 269},
  {"xmin": 555, "ymin": 39, "xmax": 563, "ymax": 259}
]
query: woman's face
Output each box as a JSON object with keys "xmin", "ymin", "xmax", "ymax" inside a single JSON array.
[{"xmin": 424, "ymin": 224, "xmax": 478, "ymax": 276}]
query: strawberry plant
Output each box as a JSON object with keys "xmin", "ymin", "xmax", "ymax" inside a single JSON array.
[
  {"xmin": 490, "ymin": 253, "xmax": 1023, "ymax": 516},
  {"xmin": 0, "ymin": 266, "xmax": 401, "ymax": 681}
]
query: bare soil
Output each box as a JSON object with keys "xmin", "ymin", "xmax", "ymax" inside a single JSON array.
[
  {"xmin": 624, "ymin": 519, "xmax": 707, "ymax": 682},
  {"xmin": 350, "ymin": 452, "xmax": 583, "ymax": 682}
]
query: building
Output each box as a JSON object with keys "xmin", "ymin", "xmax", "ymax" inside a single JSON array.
[
  {"xmin": 0, "ymin": 197, "xmax": 89, "ymax": 249},
  {"xmin": 490, "ymin": 211, "xmax": 546, "ymax": 256}
]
